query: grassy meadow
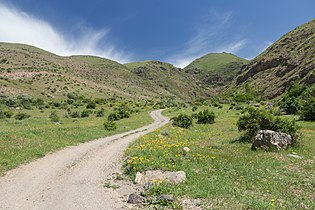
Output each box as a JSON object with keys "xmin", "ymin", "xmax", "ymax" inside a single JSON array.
[
  {"xmin": 124, "ymin": 105, "xmax": 315, "ymax": 209},
  {"xmin": 0, "ymin": 106, "xmax": 153, "ymax": 175}
]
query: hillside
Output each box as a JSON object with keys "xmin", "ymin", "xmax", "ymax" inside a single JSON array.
[
  {"xmin": 236, "ymin": 19, "xmax": 315, "ymax": 98},
  {"xmin": 125, "ymin": 60, "xmax": 209, "ymax": 100},
  {"xmin": 184, "ymin": 52, "xmax": 248, "ymax": 86},
  {"xmin": 0, "ymin": 43, "xmax": 208, "ymax": 101}
]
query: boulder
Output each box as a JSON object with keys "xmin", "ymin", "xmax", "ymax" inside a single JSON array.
[
  {"xmin": 252, "ymin": 130, "xmax": 292, "ymax": 150},
  {"xmin": 135, "ymin": 170, "xmax": 186, "ymax": 185},
  {"xmin": 127, "ymin": 193, "xmax": 144, "ymax": 204}
]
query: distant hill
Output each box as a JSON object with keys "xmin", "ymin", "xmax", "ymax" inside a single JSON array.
[
  {"xmin": 184, "ymin": 52, "xmax": 248, "ymax": 87},
  {"xmin": 125, "ymin": 60, "xmax": 209, "ymax": 100},
  {"xmin": 0, "ymin": 43, "xmax": 212, "ymax": 101},
  {"xmin": 236, "ymin": 19, "xmax": 315, "ymax": 98}
]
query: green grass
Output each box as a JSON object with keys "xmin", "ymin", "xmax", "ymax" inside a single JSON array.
[
  {"xmin": 124, "ymin": 105, "xmax": 315, "ymax": 209},
  {"xmin": 0, "ymin": 107, "xmax": 153, "ymax": 175}
]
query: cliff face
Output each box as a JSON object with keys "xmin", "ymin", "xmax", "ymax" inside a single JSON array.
[{"xmin": 236, "ymin": 19, "xmax": 315, "ymax": 98}]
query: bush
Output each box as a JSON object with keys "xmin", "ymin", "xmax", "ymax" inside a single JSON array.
[
  {"xmin": 300, "ymin": 97, "xmax": 315, "ymax": 121},
  {"xmin": 86, "ymin": 101, "xmax": 96, "ymax": 109},
  {"xmin": 196, "ymin": 109, "xmax": 215, "ymax": 124},
  {"xmin": 96, "ymin": 108, "xmax": 105, "ymax": 117},
  {"xmin": 49, "ymin": 111, "xmax": 60, "ymax": 122},
  {"xmin": 103, "ymin": 120, "xmax": 117, "ymax": 131},
  {"xmin": 192, "ymin": 106, "xmax": 198, "ymax": 112},
  {"xmin": 81, "ymin": 110, "xmax": 90, "ymax": 118},
  {"xmin": 70, "ymin": 111, "xmax": 80, "ymax": 118},
  {"xmin": 108, "ymin": 112, "xmax": 121, "ymax": 121},
  {"xmin": 237, "ymin": 107, "xmax": 299, "ymax": 143},
  {"xmin": 0, "ymin": 110, "xmax": 5, "ymax": 119},
  {"xmin": 15, "ymin": 112, "xmax": 31, "ymax": 120},
  {"xmin": 280, "ymin": 82, "xmax": 308, "ymax": 114},
  {"xmin": 172, "ymin": 114, "xmax": 193, "ymax": 128}
]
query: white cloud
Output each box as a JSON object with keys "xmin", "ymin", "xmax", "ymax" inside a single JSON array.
[
  {"xmin": 216, "ymin": 39, "xmax": 247, "ymax": 54},
  {"xmin": 168, "ymin": 10, "xmax": 246, "ymax": 68},
  {"xmin": 0, "ymin": 3, "xmax": 130, "ymax": 63}
]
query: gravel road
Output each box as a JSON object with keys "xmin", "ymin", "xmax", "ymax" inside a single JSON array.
[{"xmin": 0, "ymin": 110, "xmax": 169, "ymax": 210}]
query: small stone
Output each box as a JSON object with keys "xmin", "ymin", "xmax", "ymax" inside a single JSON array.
[
  {"xmin": 134, "ymin": 172, "xmax": 143, "ymax": 184},
  {"xmin": 287, "ymin": 154, "xmax": 302, "ymax": 159},
  {"xmin": 182, "ymin": 147, "xmax": 190, "ymax": 153},
  {"xmin": 158, "ymin": 194, "xmax": 176, "ymax": 202},
  {"xmin": 127, "ymin": 193, "xmax": 144, "ymax": 204},
  {"xmin": 144, "ymin": 183, "xmax": 151, "ymax": 191}
]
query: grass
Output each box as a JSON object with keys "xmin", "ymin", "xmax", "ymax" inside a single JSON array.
[
  {"xmin": 0, "ymin": 107, "xmax": 153, "ymax": 175},
  {"xmin": 124, "ymin": 105, "xmax": 315, "ymax": 209}
]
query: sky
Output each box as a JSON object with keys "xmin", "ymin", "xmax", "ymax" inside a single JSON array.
[{"xmin": 0, "ymin": 0, "xmax": 314, "ymax": 68}]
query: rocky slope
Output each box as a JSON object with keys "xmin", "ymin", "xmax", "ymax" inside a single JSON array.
[{"xmin": 236, "ymin": 19, "xmax": 315, "ymax": 98}]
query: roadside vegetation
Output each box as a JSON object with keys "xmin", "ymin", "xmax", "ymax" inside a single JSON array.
[
  {"xmin": 0, "ymin": 94, "xmax": 154, "ymax": 175},
  {"xmin": 124, "ymin": 91, "xmax": 315, "ymax": 209}
]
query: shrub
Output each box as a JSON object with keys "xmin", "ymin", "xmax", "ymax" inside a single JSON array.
[
  {"xmin": 70, "ymin": 111, "xmax": 80, "ymax": 118},
  {"xmin": 280, "ymin": 82, "xmax": 308, "ymax": 114},
  {"xmin": 4, "ymin": 110, "xmax": 14, "ymax": 118},
  {"xmin": 96, "ymin": 108, "xmax": 105, "ymax": 117},
  {"xmin": 15, "ymin": 112, "xmax": 30, "ymax": 120},
  {"xmin": 0, "ymin": 110, "xmax": 5, "ymax": 119},
  {"xmin": 300, "ymin": 97, "xmax": 315, "ymax": 121},
  {"xmin": 196, "ymin": 109, "xmax": 215, "ymax": 124},
  {"xmin": 192, "ymin": 106, "xmax": 198, "ymax": 112},
  {"xmin": 237, "ymin": 107, "xmax": 299, "ymax": 143},
  {"xmin": 49, "ymin": 110, "xmax": 60, "ymax": 122},
  {"xmin": 108, "ymin": 112, "xmax": 121, "ymax": 121},
  {"xmin": 115, "ymin": 105, "xmax": 131, "ymax": 119},
  {"xmin": 103, "ymin": 120, "xmax": 117, "ymax": 131},
  {"xmin": 172, "ymin": 114, "xmax": 193, "ymax": 129},
  {"xmin": 81, "ymin": 110, "xmax": 90, "ymax": 118},
  {"xmin": 86, "ymin": 101, "xmax": 96, "ymax": 109}
]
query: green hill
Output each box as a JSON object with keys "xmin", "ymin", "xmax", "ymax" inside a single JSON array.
[
  {"xmin": 125, "ymin": 60, "xmax": 209, "ymax": 100},
  {"xmin": 236, "ymin": 19, "xmax": 315, "ymax": 98},
  {"xmin": 184, "ymin": 52, "xmax": 248, "ymax": 87},
  {"xmin": 0, "ymin": 43, "xmax": 208, "ymax": 102}
]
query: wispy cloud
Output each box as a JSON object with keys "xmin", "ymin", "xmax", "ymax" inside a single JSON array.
[
  {"xmin": 0, "ymin": 3, "xmax": 130, "ymax": 63},
  {"xmin": 169, "ymin": 9, "xmax": 247, "ymax": 68}
]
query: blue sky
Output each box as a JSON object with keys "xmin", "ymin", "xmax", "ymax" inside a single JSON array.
[{"xmin": 0, "ymin": 0, "xmax": 314, "ymax": 67}]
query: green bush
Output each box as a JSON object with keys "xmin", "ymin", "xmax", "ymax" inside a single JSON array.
[
  {"xmin": 300, "ymin": 97, "xmax": 315, "ymax": 121},
  {"xmin": 96, "ymin": 108, "xmax": 105, "ymax": 117},
  {"xmin": 49, "ymin": 111, "xmax": 60, "ymax": 122},
  {"xmin": 70, "ymin": 111, "xmax": 80, "ymax": 118},
  {"xmin": 86, "ymin": 101, "xmax": 96, "ymax": 109},
  {"xmin": 81, "ymin": 110, "xmax": 90, "ymax": 118},
  {"xmin": 196, "ymin": 109, "xmax": 215, "ymax": 124},
  {"xmin": 237, "ymin": 107, "xmax": 299, "ymax": 143},
  {"xmin": 103, "ymin": 120, "xmax": 117, "ymax": 131},
  {"xmin": 172, "ymin": 114, "xmax": 193, "ymax": 129},
  {"xmin": 15, "ymin": 112, "xmax": 31, "ymax": 120},
  {"xmin": 192, "ymin": 106, "xmax": 198, "ymax": 112},
  {"xmin": 0, "ymin": 110, "xmax": 5, "ymax": 119},
  {"xmin": 280, "ymin": 82, "xmax": 308, "ymax": 115},
  {"xmin": 108, "ymin": 112, "xmax": 121, "ymax": 121}
]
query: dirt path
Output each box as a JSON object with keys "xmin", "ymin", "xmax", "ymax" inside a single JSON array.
[{"xmin": 0, "ymin": 110, "xmax": 169, "ymax": 210}]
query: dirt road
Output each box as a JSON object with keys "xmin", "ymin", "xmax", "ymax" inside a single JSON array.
[{"xmin": 0, "ymin": 110, "xmax": 169, "ymax": 210}]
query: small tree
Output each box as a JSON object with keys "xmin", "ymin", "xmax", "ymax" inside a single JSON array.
[
  {"xmin": 172, "ymin": 114, "xmax": 193, "ymax": 128},
  {"xmin": 300, "ymin": 97, "xmax": 315, "ymax": 121}
]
